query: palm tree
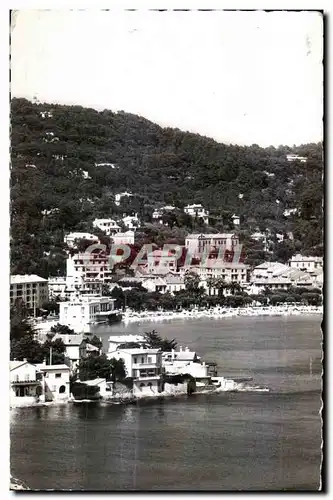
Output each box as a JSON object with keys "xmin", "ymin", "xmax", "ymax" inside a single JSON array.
[
  {"xmin": 206, "ymin": 277, "xmax": 217, "ymax": 297},
  {"xmin": 229, "ymin": 281, "xmax": 242, "ymax": 295},
  {"xmin": 215, "ymin": 278, "xmax": 228, "ymax": 298}
]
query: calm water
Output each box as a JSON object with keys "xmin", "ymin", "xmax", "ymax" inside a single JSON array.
[{"xmin": 10, "ymin": 316, "xmax": 323, "ymax": 491}]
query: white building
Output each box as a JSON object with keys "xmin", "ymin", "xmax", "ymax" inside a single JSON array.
[
  {"xmin": 288, "ymin": 254, "xmax": 323, "ymax": 272},
  {"xmin": 58, "ymin": 296, "xmax": 117, "ymax": 331},
  {"xmin": 36, "ymin": 363, "xmax": 70, "ymax": 402},
  {"xmin": 283, "ymin": 208, "xmax": 298, "ymax": 217},
  {"xmin": 115, "ymin": 192, "xmax": 133, "ymax": 206},
  {"xmin": 122, "ymin": 214, "xmax": 140, "ymax": 230},
  {"xmin": 286, "ymin": 154, "xmax": 307, "ymax": 163},
  {"xmin": 162, "ymin": 347, "xmax": 217, "ymax": 382},
  {"xmin": 112, "ymin": 230, "xmax": 135, "ymax": 246},
  {"xmin": 107, "ymin": 347, "xmax": 163, "ymax": 396},
  {"xmin": 10, "ymin": 360, "xmax": 43, "ymax": 406},
  {"xmin": 184, "ymin": 204, "xmax": 209, "ymax": 224},
  {"xmin": 10, "ymin": 275, "xmax": 49, "ymax": 311},
  {"xmin": 66, "ymin": 250, "xmax": 113, "ymax": 284},
  {"xmin": 78, "ymin": 378, "xmax": 113, "ymax": 398},
  {"xmin": 93, "ymin": 218, "xmax": 121, "ymax": 236},
  {"xmin": 51, "ymin": 333, "xmax": 87, "ymax": 366},
  {"xmin": 232, "ymin": 214, "xmax": 240, "ymax": 226},
  {"xmin": 64, "ymin": 232, "xmax": 99, "ymax": 248},
  {"xmin": 147, "ymin": 249, "xmax": 178, "ymax": 274},
  {"xmin": 185, "ymin": 233, "xmax": 239, "ymax": 257},
  {"xmin": 48, "ymin": 276, "xmax": 103, "ymax": 300}
]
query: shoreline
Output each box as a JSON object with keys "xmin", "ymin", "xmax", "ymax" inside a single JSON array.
[{"xmin": 121, "ymin": 305, "xmax": 323, "ymax": 325}]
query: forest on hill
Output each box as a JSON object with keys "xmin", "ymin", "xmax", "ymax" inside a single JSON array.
[{"xmin": 10, "ymin": 98, "xmax": 323, "ymax": 277}]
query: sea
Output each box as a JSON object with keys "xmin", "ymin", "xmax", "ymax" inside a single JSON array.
[{"xmin": 10, "ymin": 315, "xmax": 323, "ymax": 491}]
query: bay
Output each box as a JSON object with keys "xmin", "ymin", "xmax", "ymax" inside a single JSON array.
[{"xmin": 10, "ymin": 315, "xmax": 323, "ymax": 491}]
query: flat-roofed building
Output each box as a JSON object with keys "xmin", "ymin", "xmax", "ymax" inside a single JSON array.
[{"xmin": 10, "ymin": 275, "xmax": 48, "ymax": 311}]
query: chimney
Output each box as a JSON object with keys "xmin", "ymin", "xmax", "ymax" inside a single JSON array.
[
  {"xmin": 179, "ymin": 346, "xmax": 182, "ymax": 352},
  {"xmin": 23, "ymin": 358, "xmax": 27, "ymax": 362},
  {"xmin": 185, "ymin": 347, "xmax": 189, "ymax": 352},
  {"xmin": 171, "ymin": 348, "xmax": 175, "ymax": 360}
]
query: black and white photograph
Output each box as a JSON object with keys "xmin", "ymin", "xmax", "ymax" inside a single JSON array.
[{"xmin": 9, "ymin": 8, "xmax": 324, "ymax": 491}]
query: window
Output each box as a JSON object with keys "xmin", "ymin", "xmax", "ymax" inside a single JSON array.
[
  {"xmin": 59, "ymin": 385, "xmax": 66, "ymax": 394},
  {"xmin": 147, "ymin": 357, "xmax": 152, "ymax": 363},
  {"xmin": 25, "ymin": 374, "xmax": 30, "ymax": 381},
  {"xmin": 134, "ymin": 357, "xmax": 137, "ymax": 364},
  {"xmin": 55, "ymin": 373, "xmax": 62, "ymax": 378},
  {"xmin": 141, "ymin": 357, "xmax": 144, "ymax": 364}
]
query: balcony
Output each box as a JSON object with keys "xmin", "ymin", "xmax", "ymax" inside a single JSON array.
[
  {"xmin": 132, "ymin": 362, "xmax": 159, "ymax": 369},
  {"xmin": 136, "ymin": 373, "xmax": 162, "ymax": 381}
]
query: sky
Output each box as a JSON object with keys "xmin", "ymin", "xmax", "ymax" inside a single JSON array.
[{"xmin": 10, "ymin": 9, "xmax": 323, "ymax": 146}]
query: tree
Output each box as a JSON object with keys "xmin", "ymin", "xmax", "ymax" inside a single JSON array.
[
  {"xmin": 77, "ymin": 354, "xmax": 126, "ymax": 381},
  {"xmin": 86, "ymin": 335, "xmax": 103, "ymax": 351},
  {"xmin": 10, "ymin": 304, "xmax": 36, "ymax": 341},
  {"xmin": 215, "ymin": 278, "xmax": 228, "ymax": 298},
  {"xmin": 143, "ymin": 329, "xmax": 177, "ymax": 352},
  {"xmin": 50, "ymin": 323, "xmax": 75, "ymax": 335},
  {"xmin": 228, "ymin": 281, "xmax": 242, "ymax": 295},
  {"xmin": 206, "ymin": 277, "xmax": 217, "ymax": 297},
  {"xmin": 41, "ymin": 300, "xmax": 60, "ymax": 315},
  {"xmin": 184, "ymin": 271, "xmax": 200, "ymax": 294},
  {"xmin": 10, "ymin": 336, "xmax": 66, "ymax": 364},
  {"xmin": 10, "ymin": 335, "xmax": 43, "ymax": 363}
]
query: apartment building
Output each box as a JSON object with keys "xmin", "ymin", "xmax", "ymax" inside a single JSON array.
[
  {"xmin": 10, "ymin": 275, "xmax": 49, "ymax": 310},
  {"xmin": 66, "ymin": 251, "xmax": 113, "ymax": 284},
  {"xmin": 48, "ymin": 276, "xmax": 103, "ymax": 300}
]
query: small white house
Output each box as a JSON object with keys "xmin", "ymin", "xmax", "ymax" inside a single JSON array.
[
  {"xmin": 10, "ymin": 360, "xmax": 43, "ymax": 406},
  {"xmin": 122, "ymin": 214, "xmax": 140, "ymax": 230},
  {"xmin": 112, "ymin": 230, "xmax": 135, "ymax": 246},
  {"xmin": 93, "ymin": 218, "xmax": 121, "ymax": 236},
  {"xmin": 78, "ymin": 378, "xmax": 113, "ymax": 398},
  {"xmin": 36, "ymin": 364, "xmax": 70, "ymax": 402},
  {"xmin": 184, "ymin": 204, "xmax": 209, "ymax": 224},
  {"xmin": 64, "ymin": 232, "xmax": 99, "ymax": 248}
]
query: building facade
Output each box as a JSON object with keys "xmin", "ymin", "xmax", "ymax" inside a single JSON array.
[
  {"xmin": 288, "ymin": 254, "xmax": 323, "ymax": 272},
  {"xmin": 10, "ymin": 275, "xmax": 49, "ymax": 311},
  {"xmin": 107, "ymin": 347, "xmax": 163, "ymax": 396},
  {"xmin": 58, "ymin": 296, "xmax": 116, "ymax": 330},
  {"xmin": 185, "ymin": 233, "xmax": 240, "ymax": 258},
  {"xmin": 66, "ymin": 251, "xmax": 113, "ymax": 284},
  {"xmin": 93, "ymin": 218, "xmax": 121, "ymax": 236},
  {"xmin": 10, "ymin": 361, "xmax": 43, "ymax": 406},
  {"xmin": 36, "ymin": 364, "xmax": 70, "ymax": 402}
]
